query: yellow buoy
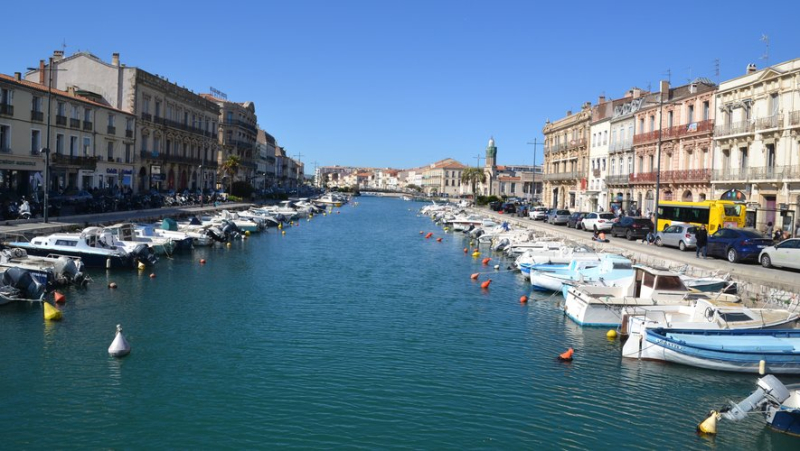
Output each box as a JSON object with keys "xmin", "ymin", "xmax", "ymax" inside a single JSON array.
[
  {"xmin": 282, "ymin": 230, "xmax": 286, "ymax": 235},
  {"xmin": 43, "ymin": 301, "xmax": 62, "ymax": 321},
  {"xmin": 137, "ymin": 261, "xmax": 146, "ymax": 270},
  {"xmin": 606, "ymin": 329, "xmax": 618, "ymax": 339},
  {"xmin": 697, "ymin": 411, "xmax": 718, "ymax": 435},
  {"xmin": 245, "ymin": 231, "xmax": 251, "ymax": 236},
  {"xmin": 472, "ymin": 252, "xmax": 480, "ymax": 257},
  {"xmin": 226, "ymin": 242, "xmax": 232, "ymax": 247}
]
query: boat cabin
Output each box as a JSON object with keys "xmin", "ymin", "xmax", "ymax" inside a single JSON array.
[{"xmin": 631, "ymin": 265, "xmax": 688, "ymax": 299}]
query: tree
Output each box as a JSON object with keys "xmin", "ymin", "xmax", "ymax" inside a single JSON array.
[
  {"xmin": 461, "ymin": 167, "xmax": 486, "ymax": 198},
  {"xmin": 221, "ymin": 155, "xmax": 241, "ymax": 193}
]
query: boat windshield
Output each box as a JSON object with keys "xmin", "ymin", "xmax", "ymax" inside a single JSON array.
[
  {"xmin": 718, "ymin": 312, "xmax": 753, "ymax": 322},
  {"xmin": 654, "ymin": 276, "xmax": 687, "ymax": 291}
]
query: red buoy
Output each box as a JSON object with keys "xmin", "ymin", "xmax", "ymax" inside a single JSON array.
[
  {"xmin": 150, "ymin": 273, "xmax": 156, "ymax": 279},
  {"xmin": 520, "ymin": 295, "xmax": 528, "ymax": 303},
  {"xmin": 463, "ymin": 248, "xmax": 468, "ymax": 253},
  {"xmin": 470, "ymin": 273, "xmax": 480, "ymax": 280},
  {"xmin": 473, "ymin": 248, "xmax": 479, "ymax": 253},
  {"xmin": 482, "ymin": 257, "xmax": 491, "ymax": 265},
  {"xmin": 200, "ymin": 259, "xmax": 207, "ymax": 265},
  {"xmin": 480, "ymin": 279, "xmax": 492, "ymax": 289},
  {"xmin": 436, "ymin": 237, "xmax": 442, "ymax": 242},
  {"xmin": 425, "ymin": 232, "xmax": 433, "ymax": 239},
  {"xmin": 54, "ymin": 292, "xmax": 66, "ymax": 304},
  {"xmin": 558, "ymin": 348, "xmax": 574, "ymax": 361}
]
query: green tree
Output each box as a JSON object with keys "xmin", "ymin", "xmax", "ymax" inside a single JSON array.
[
  {"xmin": 221, "ymin": 155, "xmax": 241, "ymax": 193},
  {"xmin": 461, "ymin": 167, "xmax": 486, "ymax": 198}
]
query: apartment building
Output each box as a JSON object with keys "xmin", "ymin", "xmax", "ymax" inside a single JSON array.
[{"xmin": 542, "ymin": 103, "xmax": 592, "ymax": 209}]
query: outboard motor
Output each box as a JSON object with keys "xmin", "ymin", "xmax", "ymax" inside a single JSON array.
[
  {"xmin": 721, "ymin": 375, "xmax": 791, "ymax": 422},
  {"xmin": 131, "ymin": 243, "xmax": 158, "ymax": 267},
  {"xmin": 205, "ymin": 226, "xmax": 227, "ymax": 243},
  {"xmin": 1, "ymin": 267, "xmax": 46, "ymax": 299},
  {"xmin": 220, "ymin": 220, "xmax": 242, "ymax": 241}
]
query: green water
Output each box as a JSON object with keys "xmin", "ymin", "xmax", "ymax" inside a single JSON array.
[{"xmin": 0, "ymin": 197, "xmax": 797, "ymax": 449}]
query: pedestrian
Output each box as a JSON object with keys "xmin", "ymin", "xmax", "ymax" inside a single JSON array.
[
  {"xmin": 695, "ymin": 224, "xmax": 708, "ymax": 259},
  {"xmin": 765, "ymin": 221, "xmax": 774, "ymax": 238},
  {"xmin": 774, "ymin": 229, "xmax": 783, "ymax": 243}
]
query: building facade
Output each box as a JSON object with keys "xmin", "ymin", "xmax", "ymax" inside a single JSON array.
[
  {"xmin": 202, "ymin": 95, "xmax": 257, "ymax": 188},
  {"xmin": 542, "ymin": 103, "xmax": 592, "ymax": 209},
  {"xmin": 588, "ymin": 96, "xmax": 612, "ymax": 212},
  {"xmin": 606, "ymin": 88, "xmax": 649, "ymax": 213}
]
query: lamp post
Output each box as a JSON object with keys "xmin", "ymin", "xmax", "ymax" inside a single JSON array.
[
  {"xmin": 38, "ymin": 58, "xmax": 54, "ymax": 223},
  {"xmin": 527, "ymin": 138, "xmax": 544, "ymax": 204},
  {"xmin": 652, "ymin": 90, "xmax": 665, "ymax": 231}
]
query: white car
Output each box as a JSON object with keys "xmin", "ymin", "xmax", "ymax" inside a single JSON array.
[
  {"xmin": 759, "ymin": 238, "xmax": 800, "ymax": 269},
  {"xmin": 581, "ymin": 212, "xmax": 616, "ymax": 232},
  {"xmin": 529, "ymin": 207, "xmax": 549, "ymax": 220}
]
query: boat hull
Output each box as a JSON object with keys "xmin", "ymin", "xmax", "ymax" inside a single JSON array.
[{"xmin": 10, "ymin": 245, "xmax": 134, "ymax": 269}]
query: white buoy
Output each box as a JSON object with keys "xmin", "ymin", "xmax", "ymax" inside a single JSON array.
[
  {"xmin": 108, "ymin": 324, "xmax": 131, "ymax": 358},
  {"xmin": 494, "ymin": 264, "xmax": 500, "ymax": 270}
]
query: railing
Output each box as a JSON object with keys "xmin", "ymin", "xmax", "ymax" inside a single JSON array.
[
  {"xmin": 50, "ymin": 154, "xmax": 99, "ymax": 169},
  {"xmin": 83, "ymin": 121, "xmax": 93, "ymax": 131},
  {"xmin": 609, "ymin": 139, "xmax": 632, "ymax": 153},
  {"xmin": 107, "ymin": 126, "xmax": 116, "ymax": 135},
  {"xmin": 69, "ymin": 118, "xmax": 80, "ymax": 128},
  {"xmin": 567, "ymin": 137, "xmax": 586, "ymax": 150},
  {"xmin": 755, "ymin": 114, "xmax": 783, "ymax": 130},
  {"xmin": 605, "ymin": 174, "xmax": 629, "ymax": 185},
  {"xmin": 544, "ymin": 142, "xmax": 569, "ymax": 154},
  {"xmin": 790, "ymin": 111, "xmax": 800, "ymax": 127},
  {"xmin": 56, "ymin": 115, "xmax": 67, "ymax": 126},
  {"xmin": 141, "ymin": 112, "xmax": 152, "ymax": 122},
  {"xmin": 714, "ymin": 120, "xmax": 754, "ymax": 137},
  {"xmin": 712, "ymin": 165, "xmax": 800, "ymax": 182},
  {"xmin": 542, "ymin": 170, "xmax": 581, "ymax": 182},
  {"xmin": 0, "ymin": 104, "xmax": 13, "ymax": 116},
  {"xmin": 224, "ymin": 119, "xmax": 257, "ymax": 134},
  {"xmin": 31, "ymin": 110, "xmax": 44, "ymax": 121},
  {"xmin": 630, "ymin": 172, "xmax": 657, "ymax": 183},
  {"xmin": 125, "ymin": 129, "xmax": 134, "ymax": 138},
  {"xmin": 662, "ymin": 169, "xmax": 711, "ymax": 183},
  {"xmin": 140, "ymin": 150, "xmax": 158, "ymax": 159},
  {"xmin": 681, "ymin": 119, "xmax": 713, "ymax": 137}
]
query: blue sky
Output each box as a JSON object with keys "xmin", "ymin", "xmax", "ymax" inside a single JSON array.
[{"xmin": 4, "ymin": 0, "xmax": 798, "ymax": 173}]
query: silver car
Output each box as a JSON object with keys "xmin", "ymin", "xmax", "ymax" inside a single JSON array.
[
  {"xmin": 547, "ymin": 209, "xmax": 571, "ymax": 225},
  {"xmin": 654, "ymin": 223, "xmax": 698, "ymax": 251},
  {"xmin": 529, "ymin": 206, "xmax": 549, "ymax": 220}
]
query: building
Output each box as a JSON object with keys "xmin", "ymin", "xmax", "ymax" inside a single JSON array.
[
  {"xmin": 255, "ymin": 129, "xmax": 277, "ymax": 190},
  {"xmin": 201, "ymin": 94, "xmax": 258, "ymax": 188},
  {"xmin": 712, "ymin": 60, "xmax": 800, "ymax": 233},
  {"xmin": 606, "ymin": 88, "xmax": 650, "ymax": 212},
  {"xmin": 422, "ymin": 158, "xmax": 467, "ymax": 196},
  {"xmin": 631, "ymin": 80, "xmax": 716, "ymax": 214},
  {"xmin": 26, "ymin": 51, "xmax": 221, "ymax": 193},
  {"xmin": 0, "ymin": 70, "xmax": 136, "ymax": 197},
  {"xmin": 542, "ymin": 103, "xmax": 592, "ymax": 209},
  {"xmin": 588, "ymin": 96, "xmax": 613, "ymax": 211},
  {"xmin": 492, "ymin": 165, "xmax": 542, "ymax": 201}
]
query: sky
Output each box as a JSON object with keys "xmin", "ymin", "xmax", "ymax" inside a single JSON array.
[{"xmin": 3, "ymin": 0, "xmax": 799, "ymax": 173}]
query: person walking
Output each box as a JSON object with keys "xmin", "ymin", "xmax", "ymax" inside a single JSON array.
[
  {"xmin": 765, "ymin": 221, "xmax": 774, "ymax": 238},
  {"xmin": 695, "ymin": 224, "xmax": 708, "ymax": 259}
]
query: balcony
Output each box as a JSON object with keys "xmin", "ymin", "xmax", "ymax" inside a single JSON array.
[
  {"xmin": 224, "ymin": 119, "xmax": 257, "ymax": 134},
  {"xmin": 31, "ymin": 110, "xmax": 44, "ymax": 122},
  {"xmin": 83, "ymin": 121, "xmax": 93, "ymax": 131},
  {"xmin": 712, "ymin": 165, "xmax": 800, "ymax": 182},
  {"xmin": 567, "ymin": 137, "xmax": 586, "ymax": 150},
  {"xmin": 755, "ymin": 114, "xmax": 783, "ymax": 131},
  {"xmin": 69, "ymin": 118, "xmax": 80, "ymax": 129},
  {"xmin": 606, "ymin": 174, "xmax": 630, "ymax": 185},
  {"xmin": 125, "ymin": 129, "xmax": 134, "ymax": 138},
  {"xmin": 544, "ymin": 142, "xmax": 568, "ymax": 154},
  {"xmin": 609, "ymin": 139, "xmax": 632, "ymax": 153},
  {"xmin": 50, "ymin": 154, "xmax": 98, "ymax": 170},
  {"xmin": 0, "ymin": 104, "xmax": 13, "ymax": 116},
  {"xmin": 714, "ymin": 120, "xmax": 754, "ymax": 137},
  {"xmin": 141, "ymin": 112, "xmax": 152, "ymax": 122},
  {"xmin": 630, "ymin": 172, "xmax": 657, "ymax": 184},
  {"xmin": 227, "ymin": 139, "xmax": 254, "ymax": 150},
  {"xmin": 140, "ymin": 150, "xmax": 159, "ymax": 160},
  {"xmin": 542, "ymin": 170, "xmax": 581, "ymax": 182},
  {"xmin": 56, "ymin": 115, "xmax": 67, "ymax": 126},
  {"xmin": 107, "ymin": 126, "xmax": 116, "ymax": 135},
  {"xmin": 661, "ymin": 169, "xmax": 711, "ymax": 183},
  {"xmin": 681, "ymin": 119, "xmax": 713, "ymax": 137}
]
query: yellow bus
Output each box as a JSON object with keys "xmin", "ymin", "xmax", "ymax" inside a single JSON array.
[{"xmin": 655, "ymin": 200, "xmax": 746, "ymax": 233}]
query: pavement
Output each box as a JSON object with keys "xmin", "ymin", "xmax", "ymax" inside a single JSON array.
[{"xmin": 475, "ymin": 208, "xmax": 800, "ymax": 303}]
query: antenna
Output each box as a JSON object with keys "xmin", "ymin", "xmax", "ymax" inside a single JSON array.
[
  {"xmin": 760, "ymin": 34, "xmax": 770, "ymax": 65},
  {"xmin": 61, "ymin": 39, "xmax": 67, "ymax": 53},
  {"xmin": 663, "ymin": 69, "xmax": 672, "ymax": 84},
  {"xmin": 474, "ymin": 153, "xmax": 483, "ymax": 168},
  {"xmin": 714, "ymin": 59, "xmax": 720, "ymax": 82}
]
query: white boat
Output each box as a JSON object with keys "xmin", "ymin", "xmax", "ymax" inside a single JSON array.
[
  {"xmin": 563, "ymin": 265, "xmax": 739, "ymax": 327},
  {"xmin": 105, "ymin": 223, "xmax": 175, "ymax": 256},
  {"xmin": 529, "ymin": 254, "xmax": 628, "ymax": 292},
  {"xmin": 314, "ymin": 193, "xmax": 346, "ymax": 207},
  {"xmin": 0, "ymin": 248, "xmax": 86, "ymax": 288}
]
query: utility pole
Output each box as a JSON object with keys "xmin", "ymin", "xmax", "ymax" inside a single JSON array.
[{"xmin": 527, "ymin": 139, "xmax": 544, "ymax": 204}]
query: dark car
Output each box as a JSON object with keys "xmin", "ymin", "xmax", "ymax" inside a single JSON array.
[
  {"xmin": 502, "ymin": 202, "xmax": 517, "ymax": 214},
  {"xmin": 707, "ymin": 228, "xmax": 773, "ymax": 263},
  {"xmin": 610, "ymin": 217, "xmax": 653, "ymax": 240},
  {"xmin": 488, "ymin": 201, "xmax": 502, "ymax": 211},
  {"xmin": 567, "ymin": 212, "xmax": 589, "ymax": 229}
]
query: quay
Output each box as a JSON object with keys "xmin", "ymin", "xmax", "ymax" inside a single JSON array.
[{"xmin": 473, "ymin": 207, "xmax": 800, "ymax": 305}]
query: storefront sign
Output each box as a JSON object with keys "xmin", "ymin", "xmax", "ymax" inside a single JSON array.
[
  {"xmin": 106, "ymin": 168, "xmax": 119, "ymax": 174},
  {"xmin": 720, "ymin": 189, "xmax": 746, "ymax": 202}
]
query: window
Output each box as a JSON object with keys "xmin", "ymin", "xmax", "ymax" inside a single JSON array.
[
  {"xmin": 627, "ymin": 157, "xmax": 632, "ymax": 174},
  {"xmin": 650, "ymin": 115, "xmax": 655, "ymax": 131},
  {"xmin": 602, "ymin": 158, "xmax": 606, "ymax": 170},
  {"xmin": 668, "ymin": 111, "xmax": 673, "ymax": 127},
  {"xmin": 71, "ymin": 105, "xmax": 80, "ymax": 119},
  {"xmin": 107, "ymin": 141, "xmax": 114, "ymax": 160},
  {"xmin": 766, "ymin": 144, "xmax": 775, "ymax": 169},
  {"xmin": 603, "ymin": 131, "xmax": 607, "ymax": 144},
  {"xmin": 184, "ymin": 111, "xmax": 189, "ymax": 125},
  {"xmin": 655, "ymin": 276, "xmax": 686, "ymax": 291},
  {"xmin": 57, "ymin": 102, "xmax": 65, "ymax": 116},
  {"xmin": 154, "ymin": 101, "xmax": 161, "ymax": 118},
  {"xmin": 740, "ymin": 147, "xmax": 748, "ymax": 169},
  {"xmin": 611, "ymin": 130, "xmax": 616, "ymax": 145},
  {"xmin": 771, "ymin": 93, "xmax": 779, "ymax": 116},
  {"xmin": 31, "ymin": 129, "xmax": 41, "ymax": 152},
  {"xmin": 141, "ymin": 135, "xmax": 148, "ymax": 151},
  {"xmin": 166, "ymin": 105, "xmax": 173, "ymax": 120},
  {"xmin": 84, "ymin": 108, "xmax": 92, "ymax": 123},
  {"xmin": 0, "ymin": 87, "xmax": 12, "ymax": 105},
  {"xmin": 126, "ymin": 118, "xmax": 134, "ymax": 132},
  {"xmin": 649, "ymin": 155, "xmax": 654, "ymax": 172},
  {"xmin": 703, "ymin": 101, "xmax": 709, "ymax": 121},
  {"xmin": 639, "ymin": 118, "xmax": 644, "ymax": 132},
  {"xmin": 83, "ymin": 137, "xmax": 91, "ymax": 156},
  {"xmin": 108, "ymin": 114, "xmax": 115, "ymax": 127},
  {"xmin": 32, "ymin": 96, "xmax": 42, "ymax": 112},
  {"xmin": 143, "ymin": 97, "xmax": 150, "ymax": 114},
  {"xmin": 688, "ymin": 105, "xmax": 695, "ymax": 123},
  {"xmin": 0, "ymin": 125, "xmax": 9, "ymax": 150},
  {"xmin": 610, "ymin": 158, "xmax": 616, "ymax": 175},
  {"xmin": 56, "ymin": 134, "xmax": 64, "ymax": 154},
  {"xmin": 153, "ymin": 136, "xmax": 161, "ymax": 153},
  {"xmin": 226, "ymin": 111, "xmax": 233, "ymax": 123},
  {"xmin": 125, "ymin": 143, "xmax": 131, "ymax": 163},
  {"xmin": 55, "ymin": 240, "xmax": 78, "ymax": 247},
  {"xmin": 69, "ymin": 136, "xmax": 78, "ymax": 156}
]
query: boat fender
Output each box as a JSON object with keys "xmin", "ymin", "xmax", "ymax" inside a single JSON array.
[
  {"xmin": 200, "ymin": 259, "xmax": 207, "ymax": 265},
  {"xmin": 138, "ymin": 262, "xmax": 146, "ymax": 270},
  {"xmin": 54, "ymin": 292, "xmax": 66, "ymax": 304},
  {"xmin": 470, "ymin": 273, "xmax": 480, "ymax": 280},
  {"xmin": 697, "ymin": 411, "xmax": 718, "ymax": 435},
  {"xmin": 480, "ymin": 280, "xmax": 491, "ymax": 289},
  {"xmin": 425, "ymin": 232, "xmax": 433, "ymax": 239},
  {"xmin": 108, "ymin": 324, "xmax": 131, "ymax": 358},
  {"xmin": 494, "ymin": 265, "xmax": 500, "ymax": 270},
  {"xmin": 558, "ymin": 348, "xmax": 574, "ymax": 361},
  {"xmin": 472, "ymin": 252, "xmax": 480, "ymax": 258},
  {"xmin": 282, "ymin": 231, "xmax": 286, "ymax": 235}
]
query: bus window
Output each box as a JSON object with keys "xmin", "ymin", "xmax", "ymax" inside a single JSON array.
[{"xmin": 723, "ymin": 204, "xmax": 742, "ymax": 217}]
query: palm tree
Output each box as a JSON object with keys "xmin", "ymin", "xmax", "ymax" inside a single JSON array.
[
  {"xmin": 221, "ymin": 155, "xmax": 241, "ymax": 194},
  {"xmin": 461, "ymin": 167, "xmax": 486, "ymax": 198}
]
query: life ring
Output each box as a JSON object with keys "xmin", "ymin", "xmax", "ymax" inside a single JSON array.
[{"xmin": 704, "ymin": 307, "xmax": 715, "ymax": 322}]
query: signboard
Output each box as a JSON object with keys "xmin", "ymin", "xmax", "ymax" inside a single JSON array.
[
  {"xmin": 209, "ymin": 86, "xmax": 227, "ymax": 100},
  {"xmin": 720, "ymin": 189, "xmax": 746, "ymax": 202}
]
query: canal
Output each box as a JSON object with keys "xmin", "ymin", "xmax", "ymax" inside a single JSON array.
[{"xmin": 1, "ymin": 197, "xmax": 797, "ymax": 449}]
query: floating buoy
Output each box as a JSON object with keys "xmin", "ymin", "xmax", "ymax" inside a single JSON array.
[
  {"xmin": 282, "ymin": 230, "xmax": 286, "ymax": 235},
  {"xmin": 200, "ymin": 259, "xmax": 206, "ymax": 265},
  {"xmin": 480, "ymin": 279, "xmax": 492, "ymax": 289},
  {"xmin": 444, "ymin": 227, "xmax": 449, "ymax": 232},
  {"xmin": 137, "ymin": 261, "xmax": 146, "ymax": 270},
  {"xmin": 759, "ymin": 359, "xmax": 766, "ymax": 375},
  {"xmin": 558, "ymin": 348, "xmax": 574, "ymax": 361},
  {"xmin": 226, "ymin": 242, "xmax": 232, "ymax": 247},
  {"xmin": 436, "ymin": 238, "xmax": 442, "ymax": 242},
  {"xmin": 473, "ymin": 248, "xmax": 479, "ymax": 253},
  {"xmin": 606, "ymin": 329, "xmax": 618, "ymax": 339},
  {"xmin": 108, "ymin": 282, "xmax": 118, "ymax": 289},
  {"xmin": 463, "ymin": 248, "xmax": 468, "ymax": 253},
  {"xmin": 108, "ymin": 324, "xmax": 131, "ymax": 358},
  {"xmin": 425, "ymin": 232, "xmax": 433, "ymax": 239},
  {"xmin": 149, "ymin": 273, "xmax": 156, "ymax": 279},
  {"xmin": 54, "ymin": 291, "xmax": 66, "ymax": 304},
  {"xmin": 470, "ymin": 273, "xmax": 480, "ymax": 280},
  {"xmin": 494, "ymin": 264, "xmax": 500, "ymax": 270},
  {"xmin": 419, "ymin": 231, "xmax": 424, "ymax": 234},
  {"xmin": 520, "ymin": 295, "xmax": 528, "ymax": 303},
  {"xmin": 472, "ymin": 251, "xmax": 480, "ymax": 257},
  {"xmin": 482, "ymin": 257, "xmax": 491, "ymax": 265},
  {"xmin": 43, "ymin": 301, "xmax": 62, "ymax": 321},
  {"xmin": 697, "ymin": 411, "xmax": 718, "ymax": 435},
  {"xmin": 278, "ymin": 223, "xmax": 283, "ymax": 229},
  {"xmin": 245, "ymin": 231, "xmax": 251, "ymax": 236}
]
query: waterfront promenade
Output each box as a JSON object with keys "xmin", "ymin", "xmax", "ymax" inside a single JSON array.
[{"xmin": 475, "ymin": 207, "xmax": 800, "ymax": 301}]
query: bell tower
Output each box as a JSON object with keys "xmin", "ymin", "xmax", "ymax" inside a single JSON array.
[{"xmin": 485, "ymin": 136, "xmax": 497, "ymax": 169}]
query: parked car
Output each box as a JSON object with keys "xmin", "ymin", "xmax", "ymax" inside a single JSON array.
[
  {"xmin": 707, "ymin": 228, "xmax": 773, "ymax": 263},
  {"xmin": 567, "ymin": 212, "xmax": 589, "ymax": 229},
  {"xmin": 547, "ymin": 209, "xmax": 571, "ymax": 225},
  {"xmin": 610, "ymin": 217, "xmax": 653, "ymax": 240},
  {"xmin": 759, "ymin": 238, "xmax": 800, "ymax": 269},
  {"xmin": 654, "ymin": 223, "xmax": 698, "ymax": 251},
  {"xmin": 581, "ymin": 212, "xmax": 616, "ymax": 232},
  {"xmin": 488, "ymin": 201, "xmax": 503, "ymax": 211},
  {"xmin": 529, "ymin": 206, "xmax": 549, "ymax": 220},
  {"xmin": 502, "ymin": 202, "xmax": 517, "ymax": 214}
]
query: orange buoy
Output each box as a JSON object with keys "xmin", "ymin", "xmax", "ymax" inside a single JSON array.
[
  {"xmin": 558, "ymin": 348, "xmax": 574, "ymax": 361},
  {"xmin": 463, "ymin": 248, "xmax": 468, "ymax": 253},
  {"xmin": 54, "ymin": 292, "xmax": 66, "ymax": 304},
  {"xmin": 425, "ymin": 232, "xmax": 433, "ymax": 239},
  {"xmin": 200, "ymin": 259, "xmax": 207, "ymax": 265},
  {"xmin": 480, "ymin": 279, "xmax": 492, "ymax": 289},
  {"xmin": 436, "ymin": 237, "xmax": 442, "ymax": 242},
  {"xmin": 470, "ymin": 273, "xmax": 480, "ymax": 280},
  {"xmin": 520, "ymin": 295, "xmax": 528, "ymax": 303},
  {"xmin": 108, "ymin": 282, "xmax": 118, "ymax": 289},
  {"xmin": 149, "ymin": 273, "xmax": 156, "ymax": 279},
  {"xmin": 482, "ymin": 257, "xmax": 491, "ymax": 265},
  {"xmin": 473, "ymin": 248, "xmax": 479, "ymax": 253}
]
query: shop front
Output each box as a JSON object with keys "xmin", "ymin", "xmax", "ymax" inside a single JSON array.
[{"xmin": 0, "ymin": 155, "xmax": 46, "ymax": 201}]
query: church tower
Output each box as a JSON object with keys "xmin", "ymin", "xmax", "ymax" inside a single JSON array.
[{"xmin": 485, "ymin": 136, "xmax": 497, "ymax": 169}]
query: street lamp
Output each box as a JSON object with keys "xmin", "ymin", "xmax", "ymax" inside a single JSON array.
[
  {"xmin": 28, "ymin": 58, "xmax": 56, "ymax": 223},
  {"xmin": 527, "ymin": 138, "xmax": 544, "ymax": 204},
  {"xmin": 653, "ymin": 90, "xmax": 665, "ymax": 231}
]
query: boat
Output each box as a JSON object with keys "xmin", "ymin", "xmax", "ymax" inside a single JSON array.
[
  {"xmin": 314, "ymin": 193, "xmax": 346, "ymax": 207},
  {"xmin": 8, "ymin": 228, "xmax": 155, "ymax": 269},
  {"xmin": 0, "ymin": 248, "xmax": 87, "ymax": 288},
  {"xmin": 155, "ymin": 219, "xmax": 210, "ymax": 248},
  {"xmin": 0, "ymin": 266, "xmax": 46, "ymax": 306},
  {"xmin": 558, "ymin": 255, "xmax": 635, "ymax": 298},
  {"xmin": 104, "ymin": 223, "xmax": 175, "ymax": 256},
  {"xmin": 638, "ymin": 328, "xmax": 800, "ymax": 374},
  {"xmin": 530, "ymin": 254, "xmax": 630, "ymax": 292},
  {"xmin": 622, "ymin": 297, "xmax": 800, "ymax": 358},
  {"xmin": 702, "ymin": 374, "xmax": 800, "ymax": 436},
  {"xmin": 514, "ymin": 244, "xmax": 593, "ymax": 275},
  {"xmin": 563, "ymin": 265, "xmax": 739, "ymax": 327}
]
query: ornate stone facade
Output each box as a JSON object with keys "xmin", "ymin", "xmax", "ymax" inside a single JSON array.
[{"xmin": 542, "ymin": 103, "xmax": 592, "ymax": 209}]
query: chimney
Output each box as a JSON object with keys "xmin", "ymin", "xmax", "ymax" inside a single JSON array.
[
  {"xmin": 598, "ymin": 95, "xmax": 606, "ymax": 104},
  {"xmin": 747, "ymin": 63, "xmax": 757, "ymax": 74},
  {"xmin": 14, "ymin": 72, "xmax": 21, "ymax": 81},
  {"xmin": 632, "ymin": 87, "xmax": 642, "ymax": 98},
  {"xmin": 659, "ymin": 80, "xmax": 670, "ymax": 102},
  {"xmin": 53, "ymin": 50, "xmax": 64, "ymax": 62},
  {"xmin": 112, "ymin": 52, "xmax": 120, "ymax": 66},
  {"xmin": 39, "ymin": 60, "xmax": 45, "ymax": 85},
  {"xmin": 566, "ymin": 110, "xmax": 572, "ymax": 116}
]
